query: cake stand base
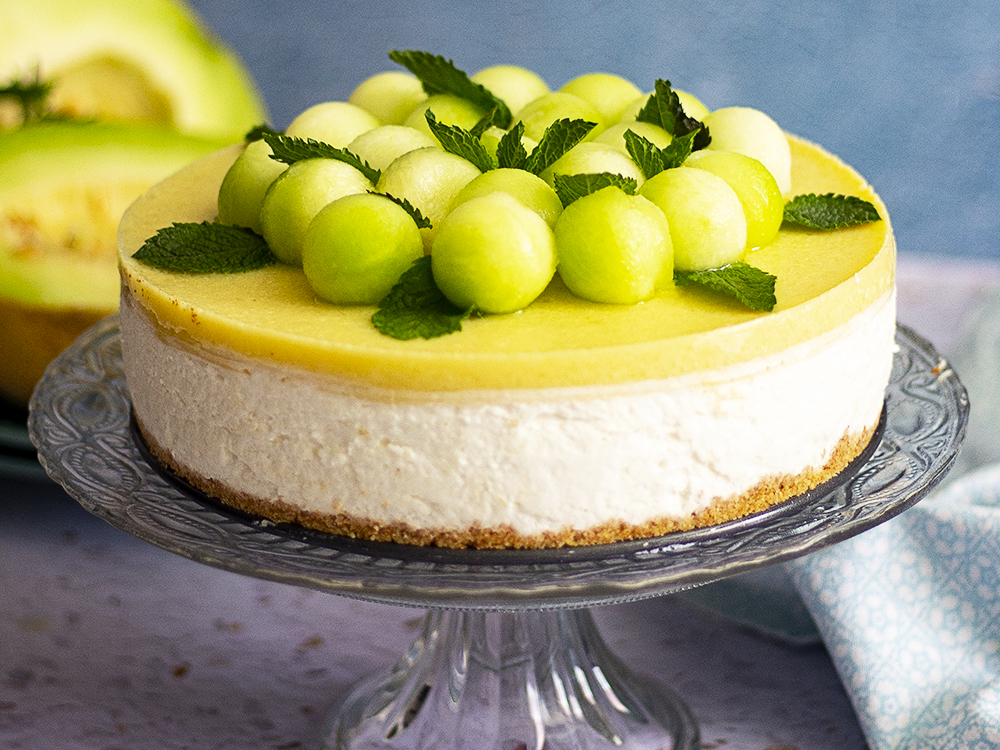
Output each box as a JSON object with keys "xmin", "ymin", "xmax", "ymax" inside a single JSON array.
[{"xmin": 324, "ymin": 608, "xmax": 698, "ymax": 750}]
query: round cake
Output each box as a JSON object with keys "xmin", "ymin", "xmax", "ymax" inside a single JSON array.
[{"xmin": 117, "ymin": 64, "xmax": 895, "ymax": 549}]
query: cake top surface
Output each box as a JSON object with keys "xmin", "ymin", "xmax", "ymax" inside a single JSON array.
[{"xmin": 119, "ymin": 135, "xmax": 894, "ymax": 392}]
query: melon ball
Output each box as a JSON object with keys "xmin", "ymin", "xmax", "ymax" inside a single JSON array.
[
  {"xmin": 260, "ymin": 158, "xmax": 372, "ymax": 265},
  {"xmin": 638, "ymin": 167, "xmax": 747, "ymax": 272},
  {"xmin": 470, "ymin": 65, "xmax": 549, "ymax": 115},
  {"xmin": 349, "ymin": 71, "xmax": 427, "ymax": 125},
  {"xmin": 702, "ymin": 106, "xmax": 792, "ymax": 196},
  {"xmin": 559, "ymin": 72, "xmax": 643, "ymax": 124},
  {"xmin": 347, "ymin": 125, "xmax": 439, "ymax": 174},
  {"xmin": 285, "ymin": 101, "xmax": 380, "ymax": 147},
  {"xmin": 376, "ymin": 147, "xmax": 482, "ymax": 250},
  {"xmin": 431, "ymin": 193, "xmax": 556, "ymax": 314}
]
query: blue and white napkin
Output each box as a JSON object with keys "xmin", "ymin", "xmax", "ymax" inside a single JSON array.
[{"xmin": 786, "ymin": 464, "xmax": 1000, "ymax": 749}]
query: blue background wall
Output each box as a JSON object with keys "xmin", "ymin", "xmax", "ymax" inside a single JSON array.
[{"xmin": 188, "ymin": 0, "xmax": 998, "ymax": 261}]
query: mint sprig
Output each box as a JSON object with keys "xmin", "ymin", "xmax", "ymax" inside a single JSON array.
[
  {"xmin": 133, "ymin": 222, "xmax": 276, "ymax": 274},
  {"xmin": 660, "ymin": 130, "xmax": 701, "ymax": 169},
  {"xmin": 424, "ymin": 110, "xmax": 496, "ymax": 172},
  {"xmin": 372, "ymin": 256, "xmax": 473, "ymax": 339},
  {"xmin": 470, "ymin": 108, "xmax": 498, "ymax": 139},
  {"xmin": 622, "ymin": 130, "xmax": 665, "ymax": 178},
  {"xmin": 783, "ymin": 193, "xmax": 881, "ymax": 230},
  {"xmin": 0, "ymin": 69, "xmax": 85, "ymax": 126},
  {"xmin": 388, "ymin": 50, "xmax": 512, "ymax": 128},
  {"xmin": 623, "ymin": 128, "xmax": 700, "ymax": 178},
  {"xmin": 636, "ymin": 79, "xmax": 710, "ymax": 151},
  {"xmin": 674, "ymin": 262, "xmax": 777, "ymax": 312},
  {"xmin": 552, "ymin": 173, "xmax": 638, "ymax": 207},
  {"xmin": 524, "ymin": 118, "xmax": 598, "ymax": 175},
  {"xmin": 0, "ymin": 70, "xmax": 53, "ymax": 126},
  {"xmin": 497, "ymin": 121, "xmax": 528, "ymax": 169},
  {"xmin": 244, "ymin": 123, "xmax": 282, "ymax": 143},
  {"xmin": 262, "ymin": 132, "xmax": 381, "ymax": 184}
]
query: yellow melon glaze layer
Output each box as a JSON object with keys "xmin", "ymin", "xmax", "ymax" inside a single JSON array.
[{"xmin": 118, "ymin": 136, "xmax": 895, "ymax": 392}]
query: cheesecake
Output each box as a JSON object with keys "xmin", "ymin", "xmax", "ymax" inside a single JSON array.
[{"xmin": 118, "ymin": 118, "xmax": 895, "ymax": 549}]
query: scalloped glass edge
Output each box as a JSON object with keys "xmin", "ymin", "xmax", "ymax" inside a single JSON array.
[{"xmin": 28, "ymin": 316, "xmax": 969, "ymax": 610}]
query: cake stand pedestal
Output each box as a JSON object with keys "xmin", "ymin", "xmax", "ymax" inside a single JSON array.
[
  {"xmin": 29, "ymin": 317, "xmax": 968, "ymax": 750},
  {"xmin": 325, "ymin": 607, "xmax": 698, "ymax": 750}
]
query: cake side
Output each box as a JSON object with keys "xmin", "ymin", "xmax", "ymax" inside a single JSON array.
[{"xmin": 121, "ymin": 284, "xmax": 894, "ymax": 548}]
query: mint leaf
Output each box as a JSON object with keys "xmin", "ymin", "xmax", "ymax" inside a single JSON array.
[
  {"xmin": 623, "ymin": 127, "xmax": 700, "ymax": 178},
  {"xmin": 262, "ymin": 132, "xmax": 381, "ymax": 184},
  {"xmin": 623, "ymin": 130, "xmax": 666, "ymax": 179},
  {"xmin": 376, "ymin": 191, "xmax": 432, "ymax": 229},
  {"xmin": 783, "ymin": 193, "xmax": 881, "ymax": 230},
  {"xmin": 497, "ymin": 121, "xmax": 528, "ymax": 169},
  {"xmin": 388, "ymin": 50, "xmax": 512, "ymax": 128},
  {"xmin": 470, "ymin": 107, "xmax": 497, "ymax": 139},
  {"xmin": 636, "ymin": 79, "xmax": 710, "ymax": 150},
  {"xmin": 244, "ymin": 123, "xmax": 282, "ymax": 142},
  {"xmin": 0, "ymin": 69, "xmax": 88, "ymax": 125},
  {"xmin": 674, "ymin": 262, "xmax": 777, "ymax": 312},
  {"xmin": 372, "ymin": 256, "xmax": 472, "ymax": 339},
  {"xmin": 133, "ymin": 222, "xmax": 276, "ymax": 273},
  {"xmin": 424, "ymin": 110, "xmax": 496, "ymax": 172},
  {"xmin": 660, "ymin": 129, "xmax": 700, "ymax": 169},
  {"xmin": 552, "ymin": 173, "xmax": 638, "ymax": 207},
  {"xmin": 0, "ymin": 70, "xmax": 52, "ymax": 125},
  {"xmin": 524, "ymin": 118, "xmax": 598, "ymax": 175}
]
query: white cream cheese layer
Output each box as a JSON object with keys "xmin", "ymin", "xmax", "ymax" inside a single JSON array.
[{"xmin": 121, "ymin": 289, "xmax": 895, "ymax": 539}]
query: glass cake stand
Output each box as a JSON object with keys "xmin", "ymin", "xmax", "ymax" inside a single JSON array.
[{"xmin": 29, "ymin": 316, "xmax": 968, "ymax": 750}]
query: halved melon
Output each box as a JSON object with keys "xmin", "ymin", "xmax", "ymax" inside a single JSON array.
[
  {"xmin": 1, "ymin": 0, "xmax": 267, "ymax": 140},
  {"xmin": 0, "ymin": 121, "xmax": 226, "ymax": 405}
]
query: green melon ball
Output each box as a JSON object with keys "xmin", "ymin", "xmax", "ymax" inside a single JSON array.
[
  {"xmin": 260, "ymin": 158, "xmax": 373, "ymax": 266},
  {"xmin": 702, "ymin": 106, "xmax": 792, "ymax": 195},
  {"xmin": 554, "ymin": 186, "xmax": 673, "ymax": 304},
  {"xmin": 217, "ymin": 139, "xmax": 287, "ymax": 234},
  {"xmin": 450, "ymin": 168, "xmax": 563, "ymax": 228},
  {"xmin": 539, "ymin": 142, "xmax": 645, "ymax": 188},
  {"xmin": 347, "ymin": 125, "xmax": 439, "ymax": 174},
  {"xmin": 594, "ymin": 121, "xmax": 673, "ymax": 152},
  {"xmin": 559, "ymin": 72, "xmax": 642, "ymax": 124},
  {"xmin": 431, "ymin": 193, "xmax": 556, "ymax": 314},
  {"xmin": 638, "ymin": 167, "xmax": 747, "ymax": 272},
  {"xmin": 403, "ymin": 94, "xmax": 489, "ymax": 138},
  {"xmin": 302, "ymin": 193, "xmax": 423, "ymax": 305},
  {"xmin": 348, "ymin": 71, "xmax": 427, "ymax": 125},
  {"xmin": 513, "ymin": 92, "xmax": 606, "ymax": 143},
  {"xmin": 684, "ymin": 150, "xmax": 784, "ymax": 250},
  {"xmin": 375, "ymin": 146, "xmax": 482, "ymax": 251},
  {"xmin": 470, "ymin": 65, "xmax": 549, "ymax": 115},
  {"xmin": 285, "ymin": 101, "xmax": 381, "ymax": 148},
  {"xmin": 619, "ymin": 88, "xmax": 711, "ymax": 124}
]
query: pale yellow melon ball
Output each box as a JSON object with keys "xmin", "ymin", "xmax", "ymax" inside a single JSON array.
[
  {"xmin": 347, "ymin": 125, "xmax": 439, "ymax": 174},
  {"xmin": 285, "ymin": 101, "xmax": 380, "ymax": 147},
  {"xmin": 559, "ymin": 72, "xmax": 642, "ymax": 124},
  {"xmin": 376, "ymin": 146, "xmax": 482, "ymax": 251},
  {"xmin": 470, "ymin": 65, "xmax": 550, "ymax": 115},
  {"xmin": 349, "ymin": 71, "xmax": 427, "ymax": 125}
]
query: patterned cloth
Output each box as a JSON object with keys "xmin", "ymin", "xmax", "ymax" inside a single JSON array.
[{"xmin": 786, "ymin": 463, "xmax": 1000, "ymax": 750}]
